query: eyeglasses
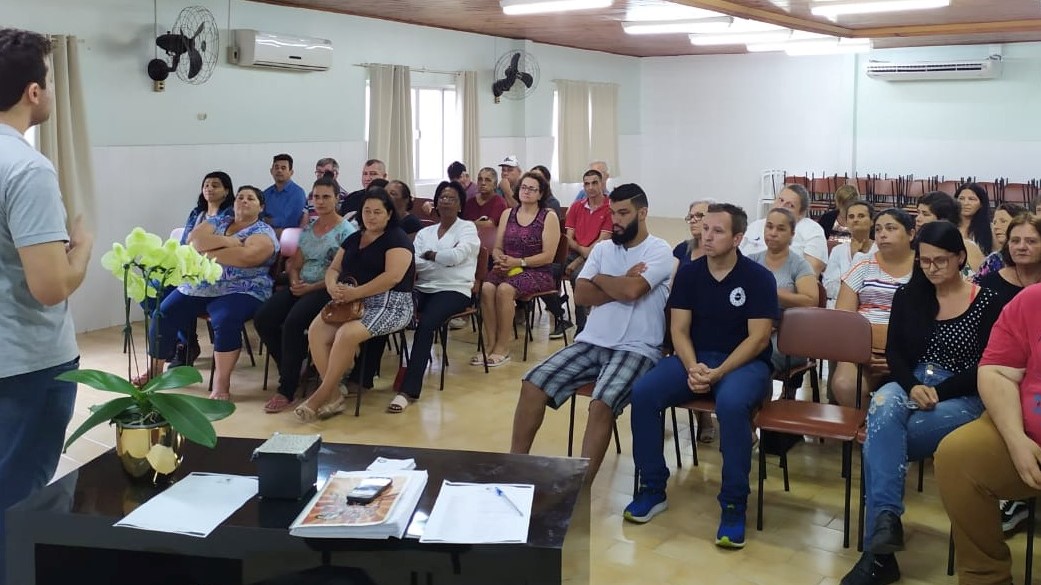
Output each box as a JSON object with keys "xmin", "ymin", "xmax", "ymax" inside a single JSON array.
[
  {"xmin": 685, "ymin": 212, "xmax": 705, "ymax": 222},
  {"xmin": 919, "ymin": 256, "xmax": 950, "ymax": 270},
  {"xmin": 518, "ymin": 184, "xmax": 540, "ymax": 193},
  {"xmin": 438, "ymin": 195, "xmax": 460, "ymax": 202}
]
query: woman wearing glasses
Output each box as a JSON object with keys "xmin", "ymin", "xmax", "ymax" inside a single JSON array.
[
  {"xmin": 673, "ymin": 199, "xmax": 714, "ymax": 269},
  {"xmin": 840, "ymin": 220, "xmax": 1006, "ymax": 585}
]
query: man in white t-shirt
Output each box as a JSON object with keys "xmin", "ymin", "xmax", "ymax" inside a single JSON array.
[
  {"xmin": 739, "ymin": 184, "xmax": 828, "ymax": 275},
  {"xmin": 511, "ymin": 183, "xmax": 675, "ymax": 481}
]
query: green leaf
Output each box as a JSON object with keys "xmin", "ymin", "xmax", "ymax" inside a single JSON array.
[
  {"xmin": 160, "ymin": 392, "xmax": 236, "ymax": 421},
  {"xmin": 140, "ymin": 366, "xmax": 204, "ymax": 393},
  {"xmin": 63, "ymin": 396, "xmax": 136, "ymax": 452},
  {"xmin": 56, "ymin": 369, "xmax": 140, "ymax": 398},
  {"xmin": 148, "ymin": 392, "xmax": 218, "ymax": 448}
]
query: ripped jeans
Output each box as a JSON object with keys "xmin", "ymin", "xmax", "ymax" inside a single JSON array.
[{"xmin": 862, "ymin": 363, "xmax": 984, "ymax": 539}]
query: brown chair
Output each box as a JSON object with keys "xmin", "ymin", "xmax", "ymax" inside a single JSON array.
[
  {"xmin": 435, "ymin": 246, "xmax": 490, "ymax": 390},
  {"xmin": 753, "ymin": 307, "xmax": 872, "ymax": 549},
  {"xmin": 516, "ymin": 231, "xmax": 571, "ymax": 361},
  {"xmin": 566, "ymin": 383, "xmax": 621, "ymax": 458}
]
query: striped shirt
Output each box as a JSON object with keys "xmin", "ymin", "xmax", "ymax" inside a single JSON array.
[{"xmin": 841, "ymin": 253, "xmax": 911, "ymax": 325}]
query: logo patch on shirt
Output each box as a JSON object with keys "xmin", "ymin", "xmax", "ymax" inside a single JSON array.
[{"xmin": 730, "ymin": 287, "xmax": 746, "ymax": 307}]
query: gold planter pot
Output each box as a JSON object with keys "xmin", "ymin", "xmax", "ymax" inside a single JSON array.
[{"xmin": 115, "ymin": 421, "xmax": 183, "ymax": 482}]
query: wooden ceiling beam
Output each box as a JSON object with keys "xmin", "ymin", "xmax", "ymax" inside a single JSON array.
[
  {"xmin": 855, "ymin": 19, "xmax": 1041, "ymax": 38},
  {"xmin": 671, "ymin": 0, "xmax": 851, "ymax": 36}
]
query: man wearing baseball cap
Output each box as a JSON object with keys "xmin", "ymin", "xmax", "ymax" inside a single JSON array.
[{"xmin": 498, "ymin": 155, "xmax": 522, "ymax": 208}]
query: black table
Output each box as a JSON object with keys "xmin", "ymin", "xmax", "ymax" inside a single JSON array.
[{"xmin": 7, "ymin": 438, "xmax": 590, "ymax": 585}]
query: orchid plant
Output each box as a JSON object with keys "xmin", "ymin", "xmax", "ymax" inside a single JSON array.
[{"xmin": 61, "ymin": 227, "xmax": 235, "ymax": 450}]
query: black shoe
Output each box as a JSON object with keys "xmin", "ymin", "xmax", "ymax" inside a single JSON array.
[
  {"xmin": 549, "ymin": 319, "xmax": 573, "ymax": 340},
  {"xmin": 840, "ymin": 553, "xmax": 900, "ymax": 585},
  {"xmin": 167, "ymin": 342, "xmax": 188, "ymax": 368},
  {"xmin": 1001, "ymin": 499, "xmax": 1030, "ymax": 533},
  {"xmin": 867, "ymin": 511, "xmax": 905, "ymax": 554}
]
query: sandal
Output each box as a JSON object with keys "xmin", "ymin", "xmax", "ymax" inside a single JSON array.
[
  {"xmin": 208, "ymin": 391, "xmax": 231, "ymax": 401},
  {"xmin": 387, "ymin": 393, "xmax": 413, "ymax": 414},
  {"xmin": 294, "ymin": 403, "xmax": 318, "ymax": 422},
  {"xmin": 485, "ymin": 353, "xmax": 511, "ymax": 368},
  {"xmin": 264, "ymin": 394, "xmax": 292, "ymax": 414},
  {"xmin": 317, "ymin": 396, "xmax": 349, "ymax": 420},
  {"xmin": 469, "ymin": 354, "xmax": 487, "ymax": 366}
]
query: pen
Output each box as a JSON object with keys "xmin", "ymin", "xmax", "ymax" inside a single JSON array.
[{"xmin": 491, "ymin": 486, "xmax": 525, "ymax": 516}]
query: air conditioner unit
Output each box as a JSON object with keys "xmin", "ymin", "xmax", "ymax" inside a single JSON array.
[
  {"xmin": 865, "ymin": 58, "xmax": 1002, "ymax": 81},
  {"xmin": 230, "ymin": 29, "xmax": 332, "ymax": 71}
]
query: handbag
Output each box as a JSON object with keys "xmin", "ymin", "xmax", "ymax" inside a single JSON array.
[{"xmin": 320, "ymin": 277, "xmax": 365, "ymax": 325}]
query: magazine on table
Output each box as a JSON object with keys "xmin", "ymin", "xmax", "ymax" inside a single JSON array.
[{"xmin": 289, "ymin": 470, "xmax": 428, "ymax": 539}]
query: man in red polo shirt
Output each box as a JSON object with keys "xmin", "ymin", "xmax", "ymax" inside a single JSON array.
[{"xmin": 563, "ymin": 169, "xmax": 612, "ymax": 333}]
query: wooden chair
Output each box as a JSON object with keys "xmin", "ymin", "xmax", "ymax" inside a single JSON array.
[
  {"xmin": 435, "ymin": 246, "xmax": 490, "ymax": 390},
  {"xmin": 753, "ymin": 307, "xmax": 873, "ymax": 549},
  {"xmin": 566, "ymin": 383, "xmax": 621, "ymax": 458}
]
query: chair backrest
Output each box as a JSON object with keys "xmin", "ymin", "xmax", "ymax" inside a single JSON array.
[
  {"xmin": 477, "ymin": 225, "xmax": 498, "ymax": 252},
  {"xmin": 170, "ymin": 227, "xmax": 185, "ymax": 243},
  {"xmin": 777, "ymin": 307, "xmax": 872, "ymax": 365},
  {"xmin": 279, "ymin": 227, "xmax": 302, "ymax": 258},
  {"xmin": 816, "ymin": 281, "xmax": 827, "ymax": 309},
  {"xmin": 472, "ymin": 246, "xmax": 490, "ymax": 297},
  {"xmin": 553, "ymin": 232, "xmax": 569, "ymax": 266}
]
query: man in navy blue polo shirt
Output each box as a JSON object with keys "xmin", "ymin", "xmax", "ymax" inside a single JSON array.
[
  {"xmin": 262, "ymin": 153, "xmax": 307, "ymax": 235},
  {"xmin": 624, "ymin": 202, "xmax": 777, "ymax": 550}
]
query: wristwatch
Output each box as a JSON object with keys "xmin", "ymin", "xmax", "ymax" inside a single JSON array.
[{"xmin": 520, "ymin": 257, "xmax": 527, "ymax": 268}]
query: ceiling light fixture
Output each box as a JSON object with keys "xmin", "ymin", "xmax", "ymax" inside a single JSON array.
[
  {"xmin": 500, "ymin": 0, "xmax": 613, "ymax": 16},
  {"xmin": 747, "ymin": 37, "xmax": 872, "ymax": 55},
  {"xmin": 810, "ymin": 0, "xmax": 949, "ymax": 18},
  {"xmin": 689, "ymin": 30, "xmax": 795, "ymax": 46},
  {"xmin": 622, "ymin": 16, "xmax": 732, "ymax": 35}
]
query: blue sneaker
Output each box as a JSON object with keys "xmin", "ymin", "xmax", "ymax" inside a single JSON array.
[
  {"xmin": 715, "ymin": 504, "xmax": 746, "ymax": 549},
  {"xmin": 623, "ymin": 489, "xmax": 668, "ymax": 523}
]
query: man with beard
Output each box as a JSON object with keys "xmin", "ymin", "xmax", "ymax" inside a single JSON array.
[
  {"xmin": 510, "ymin": 184, "xmax": 674, "ymax": 481},
  {"xmin": 624, "ymin": 203, "xmax": 776, "ymax": 551}
]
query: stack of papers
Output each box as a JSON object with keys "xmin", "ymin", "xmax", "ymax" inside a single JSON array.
[
  {"xmin": 420, "ymin": 481, "xmax": 534, "ymax": 544},
  {"xmin": 289, "ymin": 470, "xmax": 427, "ymax": 539},
  {"xmin": 115, "ymin": 473, "xmax": 258, "ymax": 538}
]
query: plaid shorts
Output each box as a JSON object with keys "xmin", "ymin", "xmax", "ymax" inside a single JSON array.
[{"xmin": 523, "ymin": 342, "xmax": 657, "ymax": 417}]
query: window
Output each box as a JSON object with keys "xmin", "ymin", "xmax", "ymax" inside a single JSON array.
[{"xmin": 412, "ymin": 86, "xmax": 459, "ymax": 183}]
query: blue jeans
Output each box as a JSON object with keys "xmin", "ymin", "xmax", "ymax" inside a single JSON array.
[
  {"xmin": 150, "ymin": 291, "xmax": 263, "ymax": 359},
  {"xmin": 631, "ymin": 352, "xmax": 771, "ymax": 508},
  {"xmin": 0, "ymin": 358, "xmax": 79, "ymax": 585},
  {"xmin": 863, "ymin": 363, "xmax": 984, "ymax": 537}
]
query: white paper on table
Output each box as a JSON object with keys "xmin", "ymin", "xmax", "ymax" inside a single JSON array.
[
  {"xmin": 114, "ymin": 473, "xmax": 258, "ymax": 538},
  {"xmin": 420, "ymin": 481, "xmax": 534, "ymax": 544},
  {"xmin": 366, "ymin": 457, "xmax": 417, "ymax": 472}
]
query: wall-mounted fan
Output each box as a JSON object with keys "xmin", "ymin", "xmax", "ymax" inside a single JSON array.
[
  {"xmin": 147, "ymin": 6, "xmax": 219, "ymax": 91},
  {"xmin": 492, "ymin": 50, "xmax": 539, "ymax": 103}
]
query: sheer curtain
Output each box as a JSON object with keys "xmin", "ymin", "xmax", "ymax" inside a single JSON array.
[
  {"xmin": 554, "ymin": 79, "xmax": 590, "ymax": 183},
  {"xmin": 456, "ymin": 71, "xmax": 480, "ymax": 172},
  {"xmin": 589, "ymin": 82, "xmax": 620, "ymax": 178},
  {"xmin": 367, "ymin": 64, "xmax": 414, "ymax": 187},
  {"xmin": 39, "ymin": 35, "xmax": 95, "ymax": 224}
]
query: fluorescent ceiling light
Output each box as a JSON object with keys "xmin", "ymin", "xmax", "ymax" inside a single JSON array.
[
  {"xmin": 622, "ymin": 17, "xmax": 731, "ymax": 35},
  {"xmin": 810, "ymin": 0, "xmax": 949, "ymax": 18},
  {"xmin": 689, "ymin": 30, "xmax": 795, "ymax": 46},
  {"xmin": 625, "ymin": 2, "xmax": 724, "ymax": 22},
  {"xmin": 747, "ymin": 37, "xmax": 872, "ymax": 55},
  {"xmin": 500, "ymin": 0, "xmax": 612, "ymax": 16}
]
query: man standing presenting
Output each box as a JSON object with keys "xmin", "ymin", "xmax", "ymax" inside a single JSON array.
[
  {"xmin": 625, "ymin": 203, "xmax": 776, "ymax": 550},
  {"xmin": 562, "ymin": 169, "xmax": 612, "ymax": 333},
  {"xmin": 511, "ymin": 184, "xmax": 674, "ymax": 481},
  {"xmin": 262, "ymin": 153, "xmax": 307, "ymax": 235},
  {"xmin": 740, "ymin": 184, "xmax": 827, "ymax": 275},
  {"xmin": 338, "ymin": 159, "xmax": 388, "ymax": 219},
  {"xmin": 0, "ymin": 28, "xmax": 93, "ymax": 584}
]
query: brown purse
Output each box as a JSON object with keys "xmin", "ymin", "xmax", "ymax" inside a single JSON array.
[{"xmin": 320, "ymin": 277, "xmax": 365, "ymax": 325}]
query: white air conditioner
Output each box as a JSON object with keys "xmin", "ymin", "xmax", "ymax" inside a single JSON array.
[
  {"xmin": 230, "ymin": 29, "xmax": 332, "ymax": 71},
  {"xmin": 865, "ymin": 58, "xmax": 1002, "ymax": 81}
]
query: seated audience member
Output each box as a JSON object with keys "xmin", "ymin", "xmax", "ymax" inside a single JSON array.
[
  {"xmin": 625, "ymin": 203, "xmax": 777, "ymax": 550},
  {"xmin": 573, "ymin": 160, "xmax": 611, "ymax": 203},
  {"xmin": 527, "ymin": 164, "xmax": 571, "ymax": 340},
  {"xmin": 511, "ymin": 184, "xmax": 673, "ymax": 479},
  {"xmin": 528, "ymin": 164, "xmax": 563, "ymax": 216},
  {"xmin": 740, "ymin": 183, "xmax": 828, "ymax": 275},
  {"xmin": 296, "ymin": 187, "xmax": 415, "ymax": 421},
  {"xmin": 447, "ymin": 160, "xmax": 478, "ymax": 201},
  {"xmin": 498, "ymin": 155, "xmax": 523, "ymax": 208},
  {"xmin": 957, "ymin": 182, "xmax": 994, "ymax": 255},
  {"xmin": 975, "ymin": 213, "xmax": 1041, "ymax": 301},
  {"xmin": 254, "ymin": 174, "xmax": 356, "ymax": 413},
  {"xmin": 461, "ymin": 167, "xmax": 509, "ymax": 230},
  {"xmin": 673, "ymin": 199, "xmax": 714, "ymax": 270},
  {"xmin": 823, "ymin": 200, "xmax": 876, "ymax": 303},
  {"xmin": 832, "ymin": 208, "xmax": 916, "ymax": 408},
  {"xmin": 561, "ymin": 169, "xmax": 612, "ymax": 334},
  {"xmin": 306, "ymin": 157, "xmax": 349, "ymax": 220},
  {"xmin": 841, "ymin": 221, "xmax": 1005, "ymax": 585},
  {"xmin": 478, "ymin": 172, "xmax": 560, "ymax": 367},
  {"xmin": 917, "ymin": 191, "xmax": 984, "ymax": 272},
  {"xmin": 262, "ymin": 154, "xmax": 307, "ymax": 234},
  {"xmin": 392, "ymin": 183, "xmax": 480, "ymax": 412},
  {"xmin": 748, "ymin": 208, "xmax": 819, "ymax": 373},
  {"xmin": 974, "ymin": 202, "xmax": 1027, "ymax": 279},
  {"xmin": 338, "ymin": 159, "xmax": 388, "ymax": 219},
  {"xmin": 387, "ymin": 179, "xmax": 424, "ymax": 236},
  {"xmin": 934, "ymin": 283, "xmax": 1041, "ymax": 585},
  {"xmin": 143, "ymin": 186, "xmax": 278, "ymax": 399},
  {"xmin": 819, "ymin": 183, "xmax": 860, "ymax": 240}
]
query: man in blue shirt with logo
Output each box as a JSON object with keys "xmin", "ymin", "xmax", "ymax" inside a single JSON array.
[
  {"xmin": 262, "ymin": 153, "xmax": 307, "ymax": 235},
  {"xmin": 624, "ymin": 203, "xmax": 777, "ymax": 550}
]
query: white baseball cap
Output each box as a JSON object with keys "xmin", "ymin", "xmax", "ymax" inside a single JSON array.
[{"xmin": 499, "ymin": 155, "xmax": 520, "ymax": 168}]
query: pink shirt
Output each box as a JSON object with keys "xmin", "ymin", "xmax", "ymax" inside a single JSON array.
[{"xmin": 980, "ymin": 283, "xmax": 1041, "ymax": 443}]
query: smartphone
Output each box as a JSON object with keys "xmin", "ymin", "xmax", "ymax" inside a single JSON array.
[{"xmin": 345, "ymin": 477, "xmax": 392, "ymax": 505}]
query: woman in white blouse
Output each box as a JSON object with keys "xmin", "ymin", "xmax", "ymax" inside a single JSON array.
[
  {"xmin": 390, "ymin": 181, "xmax": 480, "ymax": 412},
  {"xmin": 823, "ymin": 200, "xmax": 876, "ymax": 305}
]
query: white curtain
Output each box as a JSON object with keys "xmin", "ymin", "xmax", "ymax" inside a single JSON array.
[
  {"xmin": 456, "ymin": 70, "xmax": 480, "ymax": 173},
  {"xmin": 39, "ymin": 35, "xmax": 95, "ymax": 224},
  {"xmin": 554, "ymin": 79, "xmax": 590, "ymax": 183},
  {"xmin": 367, "ymin": 64, "xmax": 414, "ymax": 188},
  {"xmin": 589, "ymin": 82, "xmax": 620, "ymax": 178}
]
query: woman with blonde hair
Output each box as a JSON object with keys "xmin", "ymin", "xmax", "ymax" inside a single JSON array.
[{"xmin": 819, "ymin": 183, "xmax": 860, "ymax": 240}]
